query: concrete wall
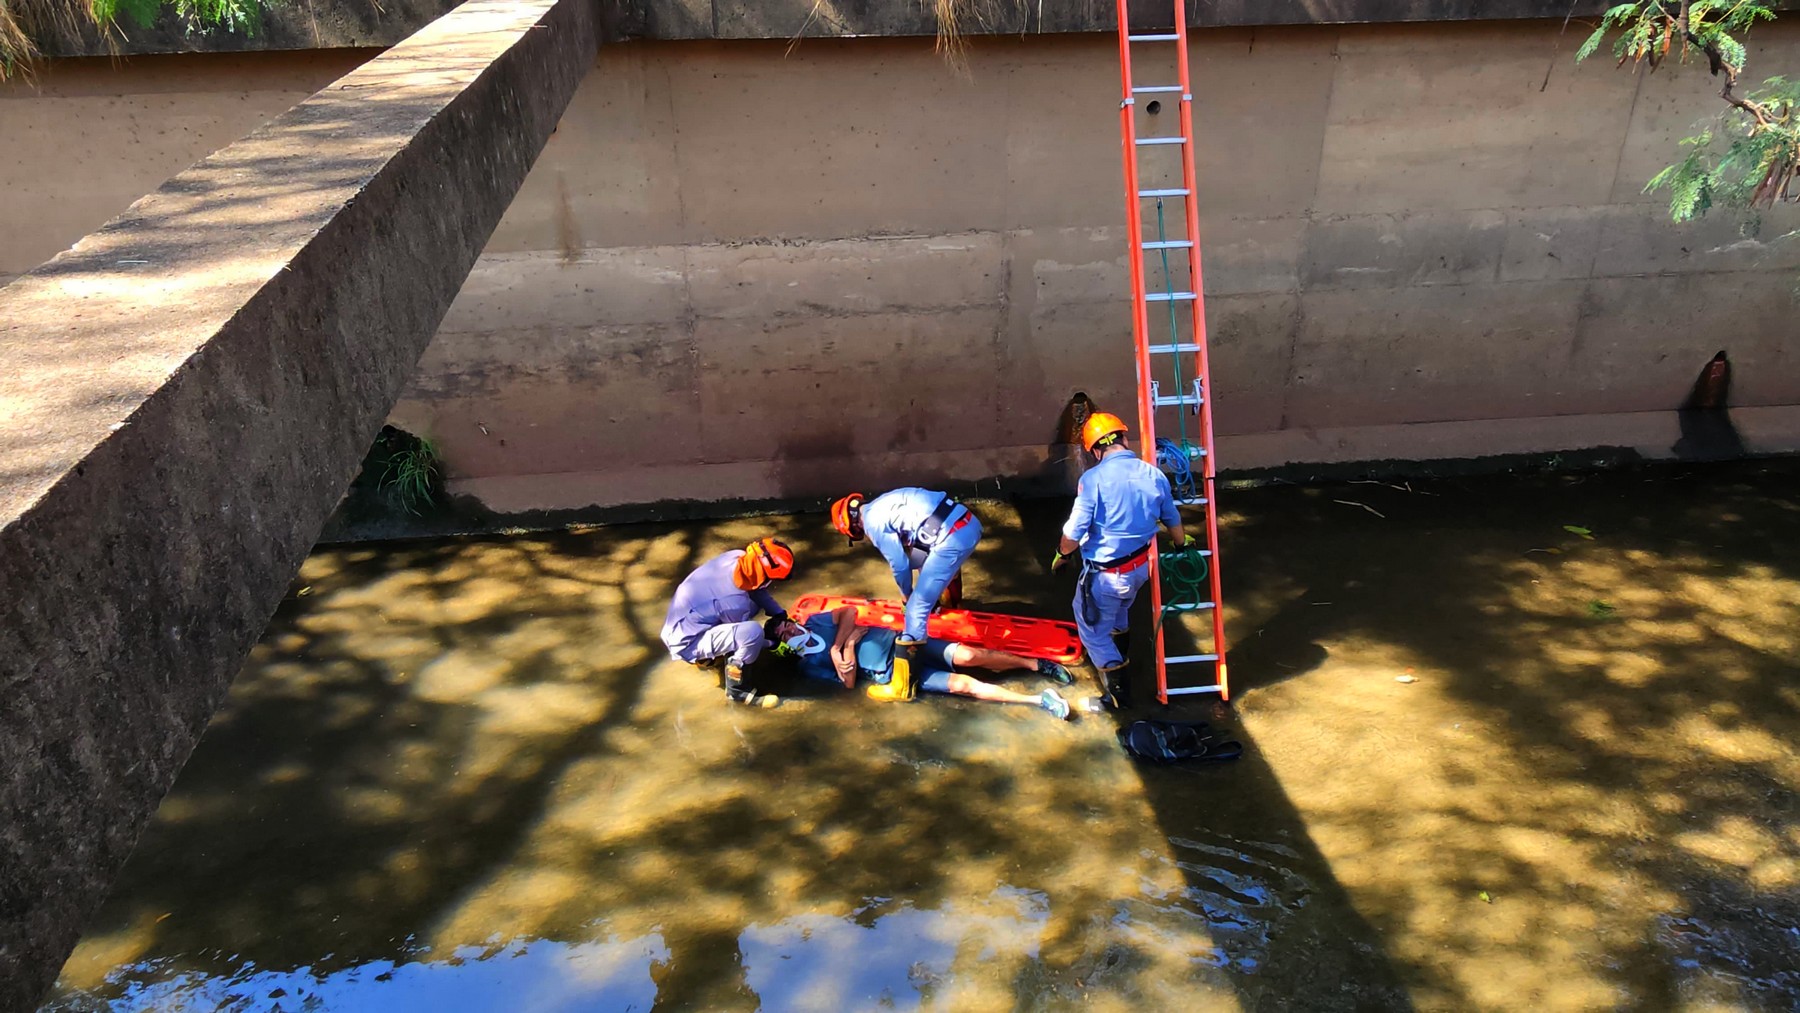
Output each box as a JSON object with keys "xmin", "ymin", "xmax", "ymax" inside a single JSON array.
[
  {"xmin": 7, "ymin": 20, "xmax": 1800, "ymax": 518},
  {"xmin": 392, "ymin": 21, "xmax": 1800, "ymax": 513},
  {"xmin": 0, "ymin": 51, "xmax": 372, "ymax": 282},
  {"xmin": 0, "ymin": 0, "xmax": 598, "ymax": 1003}
]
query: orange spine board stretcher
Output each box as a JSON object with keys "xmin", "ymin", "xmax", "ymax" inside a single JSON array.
[{"xmin": 790, "ymin": 594, "xmax": 1084, "ymax": 665}]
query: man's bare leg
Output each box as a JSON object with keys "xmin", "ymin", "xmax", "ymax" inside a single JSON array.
[
  {"xmin": 948, "ymin": 644, "xmax": 1035, "ymax": 673},
  {"xmin": 939, "ymin": 671, "xmax": 1047, "ymax": 705},
  {"xmin": 947, "ymin": 644, "xmax": 1073, "ymax": 685}
]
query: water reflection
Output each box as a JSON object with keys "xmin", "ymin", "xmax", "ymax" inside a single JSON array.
[
  {"xmin": 739, "ymin": 888, "xmax": 1049, "ymax": 1010},
  {"xmin": 48, "ymin": 934, "xmax": 669, "ymax": 1013}
]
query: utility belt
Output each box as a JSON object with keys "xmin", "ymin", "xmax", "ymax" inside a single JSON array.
[
  {"xmin": 1077, "ymin": 539, "xmax": 1152, "ymax": 626},
  {"xmin": 1090, "ymin": 540, "xmax": 1153, "ymax": 575},
  {"xmin": 908, "ymin": 495, "xmax": 970, "ymax": 554}
]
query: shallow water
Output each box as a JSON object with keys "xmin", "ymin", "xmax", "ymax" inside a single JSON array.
[{"xmin": 45, "ymin": 460, "xmax": 1800, "ymax": 1011}]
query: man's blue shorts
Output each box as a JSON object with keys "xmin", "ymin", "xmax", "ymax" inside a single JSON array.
[
  {"xmin": 798, "ymin": 636, "xmax": 960, "ymax": 692},
  {"xmin": 913, "ymin": 637, "xmax": 958, "ymax": 694}
]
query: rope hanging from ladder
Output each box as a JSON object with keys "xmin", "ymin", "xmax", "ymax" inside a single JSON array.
[
  {"xmin": 1148, "ymin": 198, "xmax": 1210, "ymax": 627},
  {"xmin": 1150, "ymin": 197, "xmax": 1200, "ymax": 500}
]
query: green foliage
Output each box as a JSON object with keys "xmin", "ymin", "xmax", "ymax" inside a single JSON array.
[
  {"xmin": 2, "ymin": 0, "xmax": 274, "ymax": 80},
  {"xmin": 1579, "ymin": 1, "xmax": 1798, "ymax": 222},
  {"xmin": 380, "ymin": 437, "xmax": 442, "ymax": 517},
  {"xmin": 90, "ymin": 0, "xmax": 163, "ymax": 30},
  {"xmin": 1577, "ymin": 1, "xmax": 1774, "ymax": 70},
  {"xmin": 94, "ymin": 0, "xmax": 270, "ymax": 33}
]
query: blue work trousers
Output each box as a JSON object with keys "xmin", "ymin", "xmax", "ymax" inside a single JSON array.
[
  {"xmin": 902, "ymin": 518, "xmax": 982, "ymax": 642},
  {"xmin": 1074, "ymin": 563, "xmax": 1150, "ymax": 669},
  {"xmin": 672, "ymin": 621, "xmax": 766, "ymax": 670}
]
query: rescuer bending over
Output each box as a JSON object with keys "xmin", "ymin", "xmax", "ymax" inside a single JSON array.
[{"xmin": 829, "ymin": 488, "xmax": 981, "ymax": 700}]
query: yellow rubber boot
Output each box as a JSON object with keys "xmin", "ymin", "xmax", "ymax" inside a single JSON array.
[{"xmin": 867, "ymin": 639, "xmax": 921, "ymax": 702}]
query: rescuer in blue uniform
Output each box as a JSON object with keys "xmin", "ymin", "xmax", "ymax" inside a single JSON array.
[
  {"xmin": 829, "ymin": 488, "xmax": 982, "ymax": 700},
  {"xmin": 661, "ymin": 537, "xmax": 799, "ymax": 706},
  {"xmin": 1052, "ymin": 412, "xmax": 1188, "ymax": 707}
]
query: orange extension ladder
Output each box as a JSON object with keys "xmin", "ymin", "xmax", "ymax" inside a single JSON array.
[{"xmin": 1114, "ymin": 0, "xmax": 1229, "ymax": 703}]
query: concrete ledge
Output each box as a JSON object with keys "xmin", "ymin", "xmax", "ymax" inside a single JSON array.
[
  {"xmin": 430, "ymin": 407, "xmax": 1800, "ymax": 522},
  {"xmin": 37, "ymin": 0, "xmax": 1800, "ymax": 55},
  {"xmin": 0, "ymin": 0, "xmax": 597, "ymax": 1005},
  {"xmin": 633, "ymin": 0, "xmax": 1649, "ymax": 41},
  {"xmin": 1219, "ymin": 405, "xmax": 1800, "ymax": 472}
]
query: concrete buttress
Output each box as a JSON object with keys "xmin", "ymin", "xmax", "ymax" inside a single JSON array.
[{"xmin": 0, "ymin": 0, "xmax": 599, "ymax": 1005}]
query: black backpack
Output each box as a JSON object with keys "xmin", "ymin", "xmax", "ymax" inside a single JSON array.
[{"xmin": 1117, "ymin": 720, "xmax": 1243, "ymax": 763}]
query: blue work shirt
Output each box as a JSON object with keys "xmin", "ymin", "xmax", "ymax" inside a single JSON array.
[
  {"xmin": 859, "ymin": 488, "xmax": 971, "ymax": 597},
  {"xmin": 1062, "ymin": 449, "xmax": 1180, "ymax": 564},
  {"xmin": 660, "ymin": 550, "xmax": 785, "ymax": 658},
  {"xmin": 795, "ymin": 611, "xmax": 897, "ymax": 685}
]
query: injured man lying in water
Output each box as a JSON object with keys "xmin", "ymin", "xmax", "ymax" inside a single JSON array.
[{"xmin": 775, "ymin": 606, "xmax": 1076, "ymax": 720}]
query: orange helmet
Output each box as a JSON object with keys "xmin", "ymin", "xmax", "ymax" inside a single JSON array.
[
  {"xmin": 1081, "ymin": 412, "xmax": 1129, "ymax": 453},
  {"xmin": 830, "ymin": 493, "xmax": 866, "ymax": 544},
  {"xmin": 733, "ymin": 537, "xmax": 795, "ymax": 591}
]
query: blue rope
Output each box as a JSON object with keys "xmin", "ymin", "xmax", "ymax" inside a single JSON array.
[{"xmin": 1156, "ymin": 437, "xmax": 1197, "ymax": 500}]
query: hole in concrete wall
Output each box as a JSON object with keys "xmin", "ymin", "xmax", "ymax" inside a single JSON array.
[
  {"xmin": 1146, "ymin": 100, "xmax": 1162, "ymax": 115},
  {"xmin": 322, "ymin": 425, "xmax": 449, "ymax": 540},
  {"xmin": 1058, "ymin": 391, "xmax": 1095, "ymax": 446}
]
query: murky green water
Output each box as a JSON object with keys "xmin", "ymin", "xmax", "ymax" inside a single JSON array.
[{"xmin": 44, "ymin": 461, "xmax": 1800, "ymax": 1011}]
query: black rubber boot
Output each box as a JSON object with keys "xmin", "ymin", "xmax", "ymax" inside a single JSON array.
[{"xmin": 1101, "ymin": 662, "xmax": 1132, "ymax": 711}]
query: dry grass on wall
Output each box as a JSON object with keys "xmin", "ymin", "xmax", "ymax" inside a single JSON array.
[{"xmin": 0, "ymin": 0, "xmax": 94, "ymax": 80}]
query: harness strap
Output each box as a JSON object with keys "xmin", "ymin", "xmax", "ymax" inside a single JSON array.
[{"xmin": 909, "ymin": 495, "xmax": 963, "ymax": 554}]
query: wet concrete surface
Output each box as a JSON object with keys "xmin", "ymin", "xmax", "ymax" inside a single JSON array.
[{"xmin": 42, "ymin": 459, "xmax": 1800, "ymax": 1011}]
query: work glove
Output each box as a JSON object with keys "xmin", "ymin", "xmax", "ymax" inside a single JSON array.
[
  {"xmin": 1182, "ymin": 534, "xmax": 1197, "ymax": 548},
  {"xmin": 1051, "ymin": 550, "xmax": 1072, "ymax": 574}
]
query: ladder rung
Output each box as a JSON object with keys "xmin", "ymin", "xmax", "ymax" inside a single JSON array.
[
  {"xmin": 1165, "ymin": 654, "xmax": 1220, "ymax": 665},
  {"xmin": 1142, "ymin": 240, "xmax": 1194, "ymax": 250},
  {"xmin": 1166, "ymin": 685, "xmax": 1224, "ymax": 697},
  {"xmin": 1162, "ymin": 601, "xmax": 1217, "ymax": 612},
  {"xmin": 1132, "ymin": 85, "xmax": 1184, "ymax": 94},
  {"xmin": 1147, "ymin": 343, "xmax": 1201, "ymax": 354},
  {"xmin": 1175, "ymin": 495, "xmax": 1208, "ymax": 506},
  {"xmin": 1144, "ymin": 291, "xmax": 1198, "ymax": 302},
  {"xmin": 1128, "ymin": 33, "xmax": 1180, "ymax": 41},
  {"xmin": 1135, "ymin": 136, "xmax": 1188, "ymax": 146},
  {"xmin": 1153, "ymin": 395, "xmax": 1203, "ymax": 408},
  {"xmin": 1139, "ymin": 188, "xmax": 1189, "ymax": 198},
  {"xmin": 1161, "ymin": 549, "xmax": 1213, "ymax": 559}
]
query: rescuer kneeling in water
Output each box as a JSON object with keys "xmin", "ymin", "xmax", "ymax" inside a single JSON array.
[
  {"xmin": 829, "ymin": 488, "xmax": 981, "ymax": 701},
  {"xmin": 1052, "ymin": 412, "xmax": 1188, "ymax": 709},
  {"xmin": 660, "ymin": 537, "xmax": 799, "ymax": 707},
  {"xmin": 777, "ymin": 606, "xmax": 1073, "ymax": 719}
]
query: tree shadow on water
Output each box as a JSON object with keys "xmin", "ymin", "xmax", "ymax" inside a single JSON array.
[
  {"xmin": 49, "ymin": 460, "xmax": 1800, "ymax": 1012},
  {"xmin": 1003, "ymin": 500, "xmax": 1415, "ymax": 1011},
  {"xmin": 1180, "ymin": 459, "xmax": 1800, "ymax": 1010},
  {"xmin": 46, "ymin": 526, "xmax": 705, "ymax": 1004}
]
